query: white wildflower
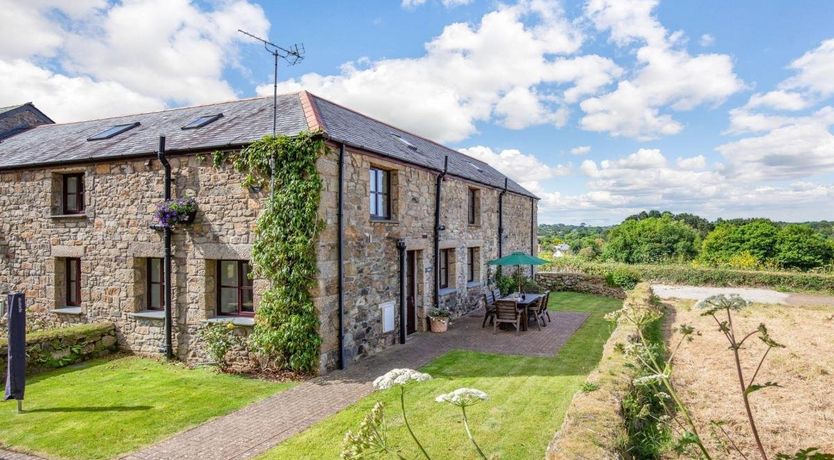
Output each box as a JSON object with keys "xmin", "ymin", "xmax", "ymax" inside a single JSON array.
[
  {"xmin": 435, "ymin": 388, "xmax": 489, "ymax": 407},
  {"xmin": 695, "ymin": 294, "xmax": 749, "ymax": 313},
  {"xmin": 633, "ymin": 374, "xmax": 665, "ymax": 386},
  {"xmin": 372, "ymin": 368, "xmax": 432, "ymax": 391}
]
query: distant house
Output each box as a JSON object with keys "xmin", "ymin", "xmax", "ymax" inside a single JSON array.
[
  {"xmin": 553, "ymin": 243, "xmax": 571, "ymax": 258},
  {"xmin": 0, "ymin": 91, "xmax": 538, "ymax": 372}
]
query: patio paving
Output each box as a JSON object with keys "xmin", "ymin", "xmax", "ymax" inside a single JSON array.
[{"xmin": 122, "ymin": 307, "xmax": 587, "ymax": 460}]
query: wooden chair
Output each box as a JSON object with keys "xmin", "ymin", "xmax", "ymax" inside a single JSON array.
[
  {"xmin": 482, "ymin": 292, "xmax": 496, "ymax": 328},
  {"xmin": 493, "ymin": 299, "xmax": 521, "ymax": 335},
  {"xmin": 527, "ymin": 296, "xmax": 545, "ymax": 331},
  {"xmin": 541, "ymin": 291, "xmax": 551, "ymax": 323}
]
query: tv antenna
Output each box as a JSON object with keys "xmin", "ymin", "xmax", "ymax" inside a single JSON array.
[{"xmin": 238, "ymin": 29, "xmax": 305, "ymax": 194}]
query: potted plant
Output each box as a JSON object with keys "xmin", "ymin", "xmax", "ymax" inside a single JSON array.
[
  {"xmin": 428, "ymin": 308, "xmax": 451, "ymax": 333},
  {"xmin": 154, "ymin": 197, "xmax": 198, "ymax": 228}
]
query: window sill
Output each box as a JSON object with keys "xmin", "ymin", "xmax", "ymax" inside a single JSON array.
[
  {"xmin": 203, "ymin": 317, "xmax": 255, "ymax": 327},
  {"xmin": 467, "ymin": 281, "xmax": 482, "ymax": 289},
  {"xmin": 467, "ymin": 224, "xmax": 481, "ymax": 228},
  {"xmin": 50, "ymin": 213, "xmax": 89, "ymax": 220},
  {"xmin": 370, "ymin": 218, "xmax": 398, "ymax": 225},
  {"xmin": 52, "ymin": 307, "xmax": 82, "ymax": 315},
  {"xmin": 438, "ymin": 287, "xmax": 457, "ymax": 297},
  {"xmin": 129, "ymin": 310, "xmax": 165, "ymax": 320}
]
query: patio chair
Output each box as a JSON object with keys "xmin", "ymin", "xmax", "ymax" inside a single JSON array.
[
  {"xmin": 493, "ymin": 299, "xmax": 521, "ymax": 335},
  {"xmin": 492, "ymin": 288, "xmax": 502, "ymax": 301},
  {"xmin": 527, "ymin": 296, "xmax": 545, "ymax": 331},
  {"xmin": 541, "ymin": 290, "xmax": 551, "ymax": 323},
  {"xmin": 482, "ymin": 292, "xmax": 496, "ymax": 328}
]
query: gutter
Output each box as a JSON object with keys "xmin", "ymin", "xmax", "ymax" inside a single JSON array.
[
  {"xmin": 433, "ymin": 155, "xmax": 448, "ymax": 308},
  {"xmin": 397, "ymin": 239, "xmax": 407, "ymax": 344},
  {"xmin": 498, "ymin": 178, "xmax": 508, "ymax": 258},
  {"xmin": 337, "ymin": 143, "xmax": 346, "ymax": 369},
  {"xmin": 157, "ymin": 136, "xmax": 174, "ymax": 360}
]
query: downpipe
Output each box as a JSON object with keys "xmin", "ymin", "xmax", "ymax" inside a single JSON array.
[{"xmin": 157, "ymin": 136, "xmax": 174, "ymax": 360}]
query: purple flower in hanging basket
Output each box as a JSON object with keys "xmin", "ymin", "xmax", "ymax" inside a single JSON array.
[{"xmin": 154, "ymin": 197, "xmax": 198, "ymax": 228}]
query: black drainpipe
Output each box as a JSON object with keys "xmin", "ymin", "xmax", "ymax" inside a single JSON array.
[
  {"xmin": 498, "ymin": 178, "xmax": 508, "ymax": 258},
  {"xmin": 397, "ymin": 239, "xmax": 407, "ymax": 344},
  {"xmin": 433, "ymin": 156, "xmax": 448, "ymax": 308},
  {"xmin": 337, "ymin": 143, "xmax": 346, "ymax": 369},
  {"xmin": 157, "ymin": 136, "xmax": 174, "ymax": 360},
  {"xmin": 530, "ymin": 197, "xmax": 535, "ymax": 275}
]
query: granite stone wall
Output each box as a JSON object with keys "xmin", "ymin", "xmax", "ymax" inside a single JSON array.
[
  {"xmin": 536, "ymin": 272, "xmax": 626, "ymax": 299},
  {"xmin": 1, "ymin": 143, "xmax": 537, "ymax": 374}
]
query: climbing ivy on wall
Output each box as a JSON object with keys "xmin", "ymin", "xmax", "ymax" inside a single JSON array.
[{"xmin": 224, "ymin": 132, "xmax": 326, "ymax": 373}]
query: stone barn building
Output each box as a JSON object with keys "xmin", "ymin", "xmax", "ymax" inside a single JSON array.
[{"xmin": 0, "ymin": 91, "xmax": 538, "ymax": 372}]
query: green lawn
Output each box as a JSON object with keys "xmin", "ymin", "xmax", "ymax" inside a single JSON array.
[
  {"xmin": 262, "ymin": 291, "xmax": 622, "ymax": 460},
  {"xmin": 0, "ymin": 356, "xmax": 293, "ymax": 460}
]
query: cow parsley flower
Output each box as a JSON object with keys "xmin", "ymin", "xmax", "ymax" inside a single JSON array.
[
  {"xmin": 695, "ymin": 294, "xmax": 749, "ymax": 314},
  {"xmin": 372, "ymin": 368, "xmax": 432, "ymax": 391},
  {"xmin": 435, "ymin": 388, "xmax": 489, "ymax": 407}
]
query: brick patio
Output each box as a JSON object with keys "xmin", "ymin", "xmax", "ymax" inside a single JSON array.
[{"xmin": 1, "ymin": 308, "xmax": 588, "ymax": 460}]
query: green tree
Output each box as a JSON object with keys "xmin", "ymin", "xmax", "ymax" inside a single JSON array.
[
  {"xmin": 700, "ymin": 220, "xmax": 780, "ymax": 268},
  {"xmin": 602, "ymin": 216, "xmax": 700, "ymax": 264},
  {"xmin": 775, "ymin": 224, "xmax": 834, "ymax": 270}
]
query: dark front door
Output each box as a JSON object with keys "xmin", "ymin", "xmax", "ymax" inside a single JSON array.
[{"xmin": 406, "ymin": 250, "xmax": 417, "ymax": 335}]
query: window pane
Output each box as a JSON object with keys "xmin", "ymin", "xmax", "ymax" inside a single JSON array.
[
  {"xmin": 241, "ymin": 288, "xmax": 254, "ymax": 312},
  {"xmin": 219, "ymin": 288, "xmax": 238, "ymax": 314},
  {"xmin": 66, "ymin": 193, "xmax": 77, "ymax": 211},
  {"xmin": 377, "ymin": 170, "xmax": 385, "ymax": 193},
  {"xmin": 220, "ymin": 261, "xmax": 237, "ymax": 286},
  {"xmin": 241, "ymin": 262, "xmax": 253, "ymax": 286},
  {"xmin": 149, "ymin": 259, "xmax": 161, "ymax": 283},
  {"xmin": 369, "ymin": 170, "xmax": 377, "ymax": 194},
  {"xmin": 66, "ymin": 176, "xmax": 77, "ymax": 194},
  {"xmin": 150, "ymin": 286, "xmax": 162, "ymax": 308},
  {"xmin": 369, "ymin": 192, "xmax": 377, "ymax": 216},
  {"xmin": 377, "ymin": 194, "xmax": 385, "ymax": 218}
]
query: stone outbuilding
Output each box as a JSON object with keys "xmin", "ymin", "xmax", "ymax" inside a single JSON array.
[{"xmin": 0, "ymin": 91, "xmax": 538, "ymax": 372}]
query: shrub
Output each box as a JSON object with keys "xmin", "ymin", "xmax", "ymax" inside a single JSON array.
[
  {"xmin": 603, "ymin": 216, "xmax": 700, "ymax": 264},
  {"xmin": 199, "ymin": 322, "xmax": 243, "ymax": 368},
  {"xmin": 605, "ymin": 266, "xmax": 641, "ymax": 290}
]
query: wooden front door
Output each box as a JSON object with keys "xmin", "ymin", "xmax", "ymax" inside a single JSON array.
[{"xmin": 406, "ymin": 250, "xmax": 418, "ymax": 335}]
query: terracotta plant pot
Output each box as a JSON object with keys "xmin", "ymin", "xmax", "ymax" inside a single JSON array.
[{"xmin": 430, "ymin": 317, "xmax": 449, "ymax": 333}]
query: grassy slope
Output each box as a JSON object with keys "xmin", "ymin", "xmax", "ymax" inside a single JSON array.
[
  {"xmin": 0, "ymin": 356, "xmax": 292, "ymax": 460},
  {"xmin": 262, "ymin": 292, "xmax": 622, "ymax": 460}
]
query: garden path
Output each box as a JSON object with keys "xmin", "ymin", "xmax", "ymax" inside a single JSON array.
[
  {"xmin": 652, "ymin": 284, "xmax": 834, "ymax": 306},
  {"xmin": 119, "ymin": 308, "xmax": 588, "ymax": 460}
]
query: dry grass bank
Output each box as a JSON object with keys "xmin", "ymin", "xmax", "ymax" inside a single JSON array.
[{"xmin": 666, "ymin": 299, "xmax": 834, "ymax": 458}]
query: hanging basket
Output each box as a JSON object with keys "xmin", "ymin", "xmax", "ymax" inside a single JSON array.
[{"xmin": 154, "ymin": 198, "xmax": 198, "ymax": 228}]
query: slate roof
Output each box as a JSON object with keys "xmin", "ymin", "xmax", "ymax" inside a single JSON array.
[{"xmin": 0, "ymin": 92, "xmax": 536, "ymax": 198}]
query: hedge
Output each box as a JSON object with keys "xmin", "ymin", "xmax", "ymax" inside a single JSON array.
[
  {"xmin": 0, "ymin": 322, "xmax": 118, "ymax": 374},
  {"xmin": 543, "ymin": 258, "xmax": 834, "ymax": 294},
  {"xmin": 546, "ymin": 283, "xmax": 657, "ymax": 459}
]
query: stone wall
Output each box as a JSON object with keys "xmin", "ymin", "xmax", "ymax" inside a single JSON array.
[
  {"xmin": 0, "ymin": 322, "xmax": 117, "ymax": 377},
  {"xmin": 1, "ymin": 143, "xmax": 536, "ymax": 374},
  {"xmin": 315, "ymin": 143, "xmax": 537, "ymax": 370},
  {"xmin": 536, "ymin": 272, "xmax": 626, "ymax": 299}
]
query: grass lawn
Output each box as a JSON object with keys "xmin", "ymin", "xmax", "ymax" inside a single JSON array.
[
  {"xmin": 262, "ymin": 291, "xmax": 622, "ymax": 460},
  {"xmin": 0, "ymin": 355, "xmax": 293, "ymax": 460}
]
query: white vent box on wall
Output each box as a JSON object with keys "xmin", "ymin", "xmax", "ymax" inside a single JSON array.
[{"xmin": 380, "ymin": 301, "xmax": 395, "ymax": 333}]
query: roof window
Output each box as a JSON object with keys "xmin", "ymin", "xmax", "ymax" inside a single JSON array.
[
  {"xmin": 181, "ymin": 113, "xmax": 223, "ymax": 130},
  {"xmin": 390, "ymin": 132, "xmax": 418, "ymax": 151},
  {"xmin": 87, "ymin": 122, "xmax": 140, "ymax": 141}
]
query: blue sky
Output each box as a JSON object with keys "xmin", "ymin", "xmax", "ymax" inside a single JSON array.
[{"xmin": 1, "ymin": 0, "xmax": 833, "ymax": 224}]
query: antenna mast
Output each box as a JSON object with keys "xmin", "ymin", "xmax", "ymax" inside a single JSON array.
[{"xmin": 238, "ymin": 29, "xmax": 305, "ymax": 194}]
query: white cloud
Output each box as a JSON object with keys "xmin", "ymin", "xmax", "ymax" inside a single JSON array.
[
  {"xmin": 0, "ymin": 59, "xmax": 165, "ymax": 122},
  {"xmin": 744, "ymin": 90, "xmax": 809, "ymax": 111},
  {"xmin": 570, "ymin": 145, "xmax": 591, "ymax": 155},
  {"xmin": 0, "ymin": 0, "xmax": 269, "ymax": 122},
  {"xmin": 459, "ymin": 145, "xmax": 570, "ymax": 193},
  {"xmin": 579, "ymin": 0, "xmax": 743, "ymax": 139},
  {"xmin": 699, "ymin": 34, "xmax": 714, "ymax": 47},
  {"xmin": 782, "ymin": 38, "xmax": 834, "ymax": 97},
  {"xmin": 676, "ymin": 155, "xmax": 706, "ymax": 170},
  {"xmin": 269, "ymin": 1, "xmax": 622, "ymax": 143}
]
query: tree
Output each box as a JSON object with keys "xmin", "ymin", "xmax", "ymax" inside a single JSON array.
[
  {"xmin": 775, "ymin": 224, "xmax": 834, "ymax": 270},
  {"xmin": 602, "ymin": 216, "xmax": 700, "ymax": 264},
  {"xmin": 699, "ymin": 220, "xmax": 780, "ymax": 267}
]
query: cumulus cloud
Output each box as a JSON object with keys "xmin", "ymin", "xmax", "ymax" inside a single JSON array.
[
  {"xmin": 699, "ymin": 34, "xmax": 715, "ymax": 47},
  {"xmin": 744, "ymin": 90, "xmax": 809, "ymax": 111},
  {"xmin": 676, "ymin": 155, "xmax": 706, "ymax": 170},
  {"xmin": 570, "ymin": 145, "xmax": 591, "ymax": 155},
  {"xmin": 459, "ymin": 145, "xmax": 570, "ymax": 193},
  {"xmin": 0, "ymin": 0, "xmax": 269, "ymax": 122},
  {"xmin": 269, "ymin": 1, "xmax": 622, "ymax": 142},
  {"xmin": 782, "ymin": 38, "xmax": 834, "ymax": 97},
  {"xmin": 579, "ymin": 0, "xmax": 743, "ymax": 139}
]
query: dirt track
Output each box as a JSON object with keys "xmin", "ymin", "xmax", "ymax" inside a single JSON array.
[{"xmin": 652, "ymin": 284, "xmax": 834, "ymax": 306}]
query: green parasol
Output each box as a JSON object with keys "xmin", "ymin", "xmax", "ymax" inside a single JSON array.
[{"xmin": 487, "ymin": 252, "xmax": 549, "ymax": 294}]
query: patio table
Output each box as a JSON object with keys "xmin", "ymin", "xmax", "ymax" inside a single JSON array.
[{"xmin": 498, "ymin": 293, "xmax": 543, "ymax": 331}]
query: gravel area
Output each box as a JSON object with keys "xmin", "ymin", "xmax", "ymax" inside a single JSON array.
[{"xmin": 652, "ymin": 284, "xmax": 834, "ymax": 306}]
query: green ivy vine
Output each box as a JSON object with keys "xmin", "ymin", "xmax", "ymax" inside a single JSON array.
[{"xmin": 221, "ymin": 131, "xmax": 326, "ymax": 373}]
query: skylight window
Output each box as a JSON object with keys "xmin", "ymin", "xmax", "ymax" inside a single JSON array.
[
  {"xmin": 87, "ymin": 122, "xmax": 140, "ymax": 141},
  {"xmin": 390, "ymin": 132, "xmax": 418, "ymax": 151},
  {"xmin": 181, "ymin": 113, "xmax": 223, "ymax": 130},
  {"xmin": 468, "ymin": 162, "xmax": 484, "ymax": 173}
]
